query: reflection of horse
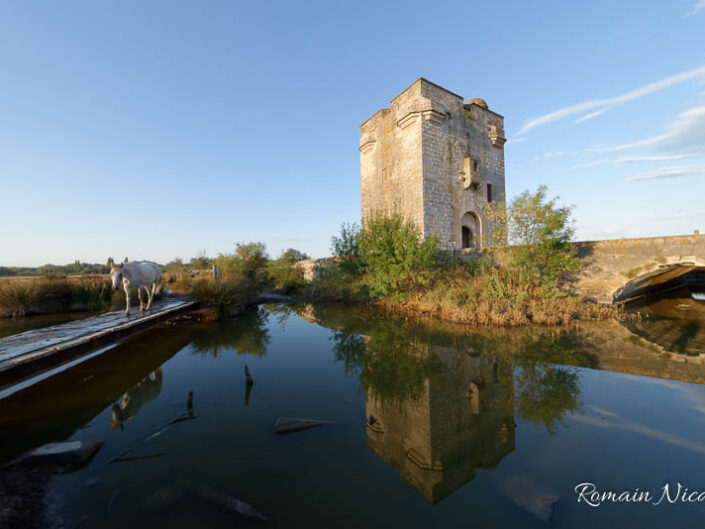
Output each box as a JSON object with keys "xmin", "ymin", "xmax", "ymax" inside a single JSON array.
[
  {"xmin": 111, "ymin": 369, "xmax": 163, "ymax": 432},
  {"xmin": 110, "ymin": 261, "xmax": 162, "ymax": 316}
]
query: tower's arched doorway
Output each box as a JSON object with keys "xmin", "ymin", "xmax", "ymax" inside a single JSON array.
[{"xmin": 461, "ymin": 211, "xmax": 481, "ymax": 249}]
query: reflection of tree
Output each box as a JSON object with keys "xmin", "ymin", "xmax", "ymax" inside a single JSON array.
[
  {"xmin": 510, "ymin": 330, "xmax": 588, "ymax": 434},
  {"xmin": 516, "ymin": 330, "xmax": 598, "ymax": 368},
  {"xmin": 513, "ymin": 362, "xmax": 581, "ymax": 434},
  {"xmin": 331, "ymin": 331, "xmax": 365, "ymax": 377},
  {"xmin": 332, "ymin": 325, "xmax": 442, "ymax": 401},
  {"xmin": 261, "ymin": 303, "xmax": 295, "ymax": 333},
  {"xmin": 191, "ymin": 307, "xmax": 270, "ymax": 357}
]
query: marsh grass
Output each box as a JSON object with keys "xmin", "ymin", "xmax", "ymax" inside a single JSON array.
[
  {"xmin": 0, "ymin": 280, "xmax": 47, "ymax": 316},
  {"xmin": 177, "ymin": 277, "xmax": 255, "ymax": 318},
  {"xmin": 0, "ymin": 276, "xmax": 127, "ymax": 316},
  {"xmin": 69, "ymin": 278, "xmax": 113, "ymax": 312}
]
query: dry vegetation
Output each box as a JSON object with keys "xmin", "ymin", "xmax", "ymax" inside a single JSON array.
[
  {"xmin": 0, "ymin": 277, "xmax": 115, "ymax": 316},
  {"xmin": 376, "ymin": 261, "xmax": 621, "ymax": 326}
]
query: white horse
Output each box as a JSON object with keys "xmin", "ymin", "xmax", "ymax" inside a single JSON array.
[{"xmin": 110, "ymin": 262, "xmax": 162, "ymax": 316}]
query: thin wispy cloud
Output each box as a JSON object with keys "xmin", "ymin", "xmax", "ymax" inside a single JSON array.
[
  {"xmin": 615, "ymin": 154, "xmax": 699, "ymax": 163},
  {"xmin": 569, "ymin": 159, "xmax": 611, "ymax": 170},
  {"xmin": 597, "ymin": 103, "xmax": 705, "ymax": 154},
  {"xmin": 516, "ymin": 64, "xmax": 705, "ymax": 135},
  {"xmin": 533, "ymin": 150, "xmax": 583, "ymax": 162},
  {"xmin": 686, "ymin": 0, "xmax": 705, "ymax": 16},
  {"xmin": 628, "ymin": 165, "xmax": 705, "ymax": 181},
  {"xmin": 577, "ymin": 207, "xmax": 705, "ymax": 240},
  {"xmin": 575, "ymin": 108, "xmax": 609, "ymax": 123},
  {"xmin": 571, "ymin": 406, "xmax": 705, "ymax": 455},
  {"xmin": 571, "ymin": 154, "xmax": 701, "ymax": 169}
]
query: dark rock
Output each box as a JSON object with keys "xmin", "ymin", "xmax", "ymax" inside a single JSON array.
[
  {"xmin": 274, "ymin": 417, "xmax": 329, "ymax": 435},
  {"xmin": 4, "ymin": 439, "xmax": 103, "ymax": 471},
  {"xmin": 0, "ymin": 439, "xmax": 104, "ymax": 529}
]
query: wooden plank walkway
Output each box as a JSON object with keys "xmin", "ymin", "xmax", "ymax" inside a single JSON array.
[{"xmin": 0, "ymin": 299, "xmax": 196, "ymax": 388}]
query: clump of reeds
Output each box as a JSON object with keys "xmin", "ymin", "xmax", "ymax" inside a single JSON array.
[
  {"xmin": 0, "ymin": 280, "xmax": 46, "ymax": 316},
  {"xmin": 180, "ymin": 278, "xmax": 254, "ymax": 318},
  {"xmin": 0, "ymin": 277, "xmax": 120, "ymax": 316},
  {"xmin": 68, "ymin": 278, "xmax": 113, "ymax": 312}
]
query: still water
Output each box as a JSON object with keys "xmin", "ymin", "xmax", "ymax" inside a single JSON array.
[{"xmin": 2, "ymin": 302, "xmax": 705, "ymax": 528}]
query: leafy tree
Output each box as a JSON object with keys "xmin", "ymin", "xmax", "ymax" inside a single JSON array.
[
  {"xmin": 509, "ymin": 186, "xmax": 579, "ymax": 288},
  {"xmin": 331, "ymin": 222, "xmax": 360, "ymax": 259},
  {"xmin": 485, "ymin": 186, "xmax": 579, "ymax": 291},
  {"xmin": 215, "ymin": 242, "xmax": 269, "ymax": 285},
  {"xmin": 190, "ymin": 250, "xmax": 212, "ymax": 270},
  {"xmin": 107, "ymin": 257, "xmax": 114, "ymax": 267},
  {"xmin": 280, "ymin": 248, "xmax": 309, "ymax": 263},
  {"xmin": 163, "ymin": 257, "xmax": 185, "ymax": 273},
  {"xmin": 331, "ymin": 222, "xmax": 361, "ymax": 273},
  {"xmin": 235, "ymin": 242, "xmax": 268, "ymax": 280},
  {"xmin": 358, "ymin": 211, "xmax": 439, "ymax": 300}
]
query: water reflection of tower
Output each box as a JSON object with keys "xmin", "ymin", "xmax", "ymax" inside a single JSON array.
[{"xmin": 366, "ymin": 348, "xmax": 515, "ymax": 503}]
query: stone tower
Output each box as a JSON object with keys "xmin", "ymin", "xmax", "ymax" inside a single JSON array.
[{"xmin": 360, "ymin": 78, "xmax": 506, "ymax": 249}]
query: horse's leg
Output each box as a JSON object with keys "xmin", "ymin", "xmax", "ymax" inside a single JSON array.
[
  {"xmin": 137, "ymin": 286, "xmax": 144, "ymax": 313},
  {"xmin": 124, "ymin": 285, "xmax": 131, "ymax": 316},
  {"xmin": 145, "ymin": 284, "xmax": 153, "ymax": 311},
  {"xmin": 146, "ymin": 282, "xmax": 156, "ymax": 310}
]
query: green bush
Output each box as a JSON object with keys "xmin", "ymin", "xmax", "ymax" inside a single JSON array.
[
  {"xmin": 190, "ymin": 251, "xmax": 213, "ymax": 270},
  {"xmin": 266, "ymin": 258, "xmax": 306, "ymax": 293},
  {"xmin": 185, "ymin": 278, "xmax": 251, "ymax": 318},
  {"xmin": 215, "ymin": 242, "xmax": 269, "ymax": 285},
  {"xmin": 358, "ymin": 211, "xmax": 439, "ymax": 301},
  {"xmin": 314, "ymin": 261, "xmax": 368, "ymax": 300},
  {"xmin": 280, "ymin": 248, "xmax": 309, "ymax": 262},
  {"xmin": 331, "ymin": 222, "xmax": 361, "ymax": 274}
]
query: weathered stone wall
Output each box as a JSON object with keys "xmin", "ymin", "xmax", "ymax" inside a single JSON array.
[
  {"xmin": 360, "ymin": 82, "xmax": 425, "ymax": 229},
  {"xmin": 573, "ymin": 232, "xmax": 705, "ymax": 303},
  {"xmin": 360, "ymin": 78, "xmax": 506, "ymax": 249}
]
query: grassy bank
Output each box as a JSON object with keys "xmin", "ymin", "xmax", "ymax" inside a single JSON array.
[
  {"xmin": 0, "ymin": 277, "xmax": 112, "ymax": 317},
  {"xmin": 296, "ymin": 188, "xmax": 625, "ymax": 326},
  {"xmin": 0, "ymin": 276, "xmax": 166, "ymax": 317},
  {"xmin": 277, "ymin": 257, "xmax": 620, "ymax": 326},
  {"xmin": 374, "ymin": 262, "xmax": 620, "ymax": 326}
]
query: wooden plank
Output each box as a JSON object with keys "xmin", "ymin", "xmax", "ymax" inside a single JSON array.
[{"xmin": 0, "ymin": 299, "xmax": 197, "ymax": 388}]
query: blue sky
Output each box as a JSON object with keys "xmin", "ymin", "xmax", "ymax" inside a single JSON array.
[{"xmin": 1, "ymin": 1, "xmax": 704, "ymax": 266}]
